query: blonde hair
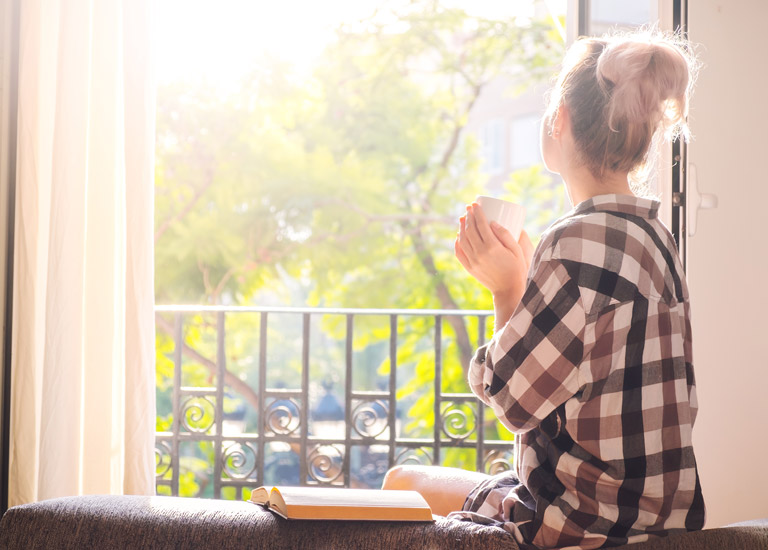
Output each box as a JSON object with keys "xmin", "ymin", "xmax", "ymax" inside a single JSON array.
[{"xmin": 544, "ymin": 30, "xmax": 698, "ymax": 187}]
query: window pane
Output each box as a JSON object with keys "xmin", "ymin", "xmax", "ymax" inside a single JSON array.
[
  {"xmin": 586, "ymin": 0, "xmax": 655, "ymax": 34},
  {"xmin": 509, "ymin": 114, "xmax": 541, "ymax": 171}
]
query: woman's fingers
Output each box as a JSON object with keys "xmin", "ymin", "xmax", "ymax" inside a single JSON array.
[
  {"xmin": 463, "ymin": 208, "xmax": 485, "ymax": 251},
  {"xmin": 457, "ymin": 215, "xmax": 474, "ymax": 256},
  {"xmin": 454, "ymin": 237, "xmax": 472, "ymax": 271},
  {"xmin": 489, "ymin": 222, "xmax": 519, "ymax": 252},
  {"xmin": 471, "ymin": 203, "xmax": 496, "ymax": 243},
  {"xmin": 519, "ymin": 230, "xmax": 534, "ymax": 268}
]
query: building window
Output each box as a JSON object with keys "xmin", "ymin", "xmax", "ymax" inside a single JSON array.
[
  {"xmin": 509, "ymin": 114, "xmax": 542, "ymax": 171},
  {"xmin": 481, "ymin": 119, "xmax": 505, "ymax": 174}
]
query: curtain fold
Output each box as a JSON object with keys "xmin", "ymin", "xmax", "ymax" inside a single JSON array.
[{"xmin": 9, "ymin": 0, "xmax": 156, "ymax": 505}]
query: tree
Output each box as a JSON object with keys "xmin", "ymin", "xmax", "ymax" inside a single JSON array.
[{"xmin": 154, "ymin": 1, "xmax": 566, "ymax": 495}]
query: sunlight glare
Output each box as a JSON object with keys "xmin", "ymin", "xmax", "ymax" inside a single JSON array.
[{"xmin": 156, "ymin": 0, "xmax": 564, "ymax": 90}]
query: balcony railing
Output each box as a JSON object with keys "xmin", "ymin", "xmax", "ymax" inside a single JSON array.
[{"xmin": 154, "ymin": 306, "xmax": 516, "ymax": 500}]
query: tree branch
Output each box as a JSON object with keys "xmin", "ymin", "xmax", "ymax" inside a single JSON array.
[
  {"xmin": 155, "ymin": 313, "xmax": 261, "ymax": 413},
  {"xmin": 408, "ymin": 225, "xmax": 474, "ymax": 372},
  {"xmin": 155, "ymin": 175, "xmax": 215, "ymax": 244}
]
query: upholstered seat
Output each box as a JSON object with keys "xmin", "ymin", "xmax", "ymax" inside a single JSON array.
[{"xmin": 0, "ymin": 495, "xmax": 766, "ymax": 550}]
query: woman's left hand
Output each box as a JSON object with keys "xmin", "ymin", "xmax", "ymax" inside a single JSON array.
[{"xmin": 454, "ymin": 203, "xmax": 533, "ymax": 303}]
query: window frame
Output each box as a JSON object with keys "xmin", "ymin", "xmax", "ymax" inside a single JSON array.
[{"xmin": 574, "ymin": 0, "xmax": 688, "ymax": 263}]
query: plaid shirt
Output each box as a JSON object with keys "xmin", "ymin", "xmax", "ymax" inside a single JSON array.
[{"xmin": 459, "ymin": 194, "xmax": 705, "ymax": 549}]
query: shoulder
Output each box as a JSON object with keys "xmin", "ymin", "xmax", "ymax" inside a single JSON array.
[
  {"xmin": 532, "ymin": 211, "xmax": 641, "ymax": 313},
  {"xmin": 535, "ymin": 210, "xmax": 613, "ymax": 264}
]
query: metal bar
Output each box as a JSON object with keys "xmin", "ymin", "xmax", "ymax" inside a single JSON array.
[
  {"xmin": 213, "ymin": 311, "xmax": 226, "ymax": 498},
  {"xmin": 178, "ymin": 387, "xmax": 217, "ymax": 395},
  {"xmin": 349, "ymin": 391, "xmax": 390, "ymax": 399},
  {"xmin": 171, "ymin": 314, "xmax": 183, "ymax": 496},
  {"xmin": 155, "ymin": 305, "xmax": 492, "ymax": 317},
  {"xmin": 343, "ymin": 314, "xmax": 353, "ymax": 486},
  {"xmin": 263, "ymin": 389, "xmax": 304, "ymax": 398},
  {"xmin": 257, "ymin": 312, "xmax": 267, "ymax": 486},
  {"xmin": 388, "ymin": 315, "xmax": 397, "ymax": 467},
  {"xmin": 299, "ymin": 313, "xmax": 310, "ymax": 485},
  {"xmin": 476, "ymin": 315, "xmax": 486, "ymax": 472},
  {"xmin": 440, "ymin": 393, "xmax": 477, "ymax": 401},
  {"xmin": 672, "ymin": 0, "xmax": 688, "ymax": 267},
  {"xmin": 433, "ymin": 315, "xmax": 442, "ymax": 465}
]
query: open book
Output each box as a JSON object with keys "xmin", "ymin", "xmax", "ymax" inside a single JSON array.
[{"xmin": 249, "ymin": 486, "xmax": 434, "ymax": 522}]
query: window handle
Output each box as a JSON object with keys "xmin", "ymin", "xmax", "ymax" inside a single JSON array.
[{"xmin": 687, "ymin": 163, "xmax": 718, "ymax": 237}]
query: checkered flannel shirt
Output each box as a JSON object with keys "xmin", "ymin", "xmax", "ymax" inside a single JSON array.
[{"xmin": 464, "ymin": 194, "xmax": 705, "ymax": 549}]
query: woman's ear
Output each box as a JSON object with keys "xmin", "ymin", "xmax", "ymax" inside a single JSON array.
[{"xmin": 552, "ymin": 105, "xmax": 569, "ymax": 139}]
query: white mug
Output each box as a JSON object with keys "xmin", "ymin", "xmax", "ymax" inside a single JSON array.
[{"xmin": 475, "ymin": 196, "xmax": 526, "ymax": 241}]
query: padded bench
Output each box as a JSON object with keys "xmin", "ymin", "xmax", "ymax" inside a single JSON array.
[{"xmin": 0, "ymin": 495, "xmax": 767, "ymax": 550}]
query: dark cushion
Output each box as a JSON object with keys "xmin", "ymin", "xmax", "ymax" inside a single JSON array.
[
  {"xmin": 0, "ymin": 495, "xmax": 766, "ymax": 550},
  {"xmin": 0, "ymin": 495, "xmax": 518, "ymax": 550}
]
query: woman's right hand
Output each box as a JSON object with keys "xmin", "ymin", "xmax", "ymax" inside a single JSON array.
[{"xmin": 454, "ymin": 203, "xmax": 534, "ymax": 308}]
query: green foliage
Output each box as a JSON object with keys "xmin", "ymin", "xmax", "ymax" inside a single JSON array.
[{"xmin": 155, "ymin": 1, "xmax": 566, "ymax": 496}]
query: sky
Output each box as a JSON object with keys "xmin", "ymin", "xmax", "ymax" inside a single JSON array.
[{"xmin": 155, "ymin": 0, "xmax": 567, "ymax": 88}]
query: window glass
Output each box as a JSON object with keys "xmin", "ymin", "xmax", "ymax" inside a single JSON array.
[
  {"xmin": 482, "ymin": 119, "xmax": 506, "ymax": 175},
  {"xmin": 585, "ymin": 1, "xmax": 656, "ymax": 35},
  {"xmin": 509, "ymin": 114, "xmax": 541, "ymax": 171}
]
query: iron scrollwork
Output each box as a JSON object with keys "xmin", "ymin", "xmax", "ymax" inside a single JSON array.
[
  {"xmin": 395, "ymin": 447, "xmax": 434, "ymax": 466},
  {"xmin": 351, "ymin": 400, "xmax": 389, "ymax": 439},
  {"xmin": 181, "ymin": 396, "xmax": 216, "ymax": 433},
  {"xmin": 222, "ymin": 442, "xmax": 258, "ymax": 480},
  {"xmin": 307, "ymin": 444, "xmax": 344, "ymax": 484},
  {"xmin": 440, "ymin": 401, "xmax": 477, "ymax": 441},
  {"xmin": 483, "ymin": 449, "xmax": 515, "ymax": 475},
  {"xmin": 264, "ymin": 398, "xmax": 301, "ymax": 436},
  {"xmin": 155, "ymin": 440, "xmax": 172, "ymax": 479}
]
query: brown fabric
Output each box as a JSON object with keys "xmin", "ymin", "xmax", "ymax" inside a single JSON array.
[{"xmin": 0, "ymin": 495, "xmax": 765, "ymax": 550}]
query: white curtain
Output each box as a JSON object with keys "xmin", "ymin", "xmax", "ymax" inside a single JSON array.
[{"xmin": 9, "ymin": 0, "xmax": 156, "ymax": 505}]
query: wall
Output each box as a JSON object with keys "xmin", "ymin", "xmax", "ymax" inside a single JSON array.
[{"xmin": 687, "ymin": 0, "xmax": 768, "ymax": 528}]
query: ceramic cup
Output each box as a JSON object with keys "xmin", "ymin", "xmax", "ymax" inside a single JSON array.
[{"xmin": 475, "ymin": 195, "xmax": 526, "ymax": 241}]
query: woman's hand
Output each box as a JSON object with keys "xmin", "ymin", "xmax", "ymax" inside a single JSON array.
[{"xmin": 454, "ymin": 203, "xmax": 534, "ymax": 312}]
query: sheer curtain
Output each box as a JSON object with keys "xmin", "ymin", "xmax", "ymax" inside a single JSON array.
[{"xmin": 9, "ymin": 0, "xmax": 156, "ymax": 505}]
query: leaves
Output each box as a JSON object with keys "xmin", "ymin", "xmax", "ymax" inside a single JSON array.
[{"xmin": 155, "ymin": 1, "xmax": 567, "ymax": 494}]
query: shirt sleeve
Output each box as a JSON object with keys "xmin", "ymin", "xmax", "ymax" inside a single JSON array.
[{"xmin": 468, "ymin": 257, "xmax": 586, "ymax": 434}]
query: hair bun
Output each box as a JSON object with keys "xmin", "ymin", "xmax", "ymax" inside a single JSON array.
[
  {"xmin": 543, "ymin": 30, "xmax": 698, "ymax": 186},
  {"xmin": 596, "ymin": 33, "xmax": 695, "ymax": 141}
]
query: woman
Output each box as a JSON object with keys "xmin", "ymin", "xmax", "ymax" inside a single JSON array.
[{"xmin": 383, "ymin": 31, "xmax": 705, "ymax": 550}]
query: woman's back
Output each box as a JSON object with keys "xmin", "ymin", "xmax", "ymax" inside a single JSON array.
[{"xmin": 478, "ymin": 193, "xmax": 706, "ymax": 548}]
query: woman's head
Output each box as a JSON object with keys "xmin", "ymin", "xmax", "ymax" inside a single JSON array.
[{"xmin": 542, "ymin": 30, "xmax": 697, "ymax": 185}]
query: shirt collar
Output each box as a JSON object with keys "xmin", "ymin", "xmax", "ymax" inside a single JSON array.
[{"xmin": 570, "ymin": 193, "xmax": 660, "ymax": 220}]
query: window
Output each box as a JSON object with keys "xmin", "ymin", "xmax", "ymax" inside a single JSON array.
[
  {"xmin": 481, "ymin": 119, "xmax": 506, "ymax": 175},
  {"xmin": 509, "ymin": 114, "xmax": 541, "ymax": 171},
  {"xmin": 587, "ymin": 0, "xmax": 654, "ymax": 34},
  {"xmin": 155, "ymin": 1, "xmax": 649, "ymax": 500}
]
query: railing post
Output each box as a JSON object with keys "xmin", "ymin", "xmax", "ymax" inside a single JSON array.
[
  {"xmin": 476, "ymin": 315, "xmax": 486, "ymax": 473},
  {"xmin": 300, "ymin": 313, "xmax": 311, "ymax": 485},
  {"xmin": 342, "ymin": 314, "xmax": 353, "ymax": 486},
  {"xmin": 388, "ymin": 314, "xmax": 397, "ymax": 468},
  {"xmin": 433, "ymin": 315, "xmax": 442, "ymax": 466},
  {"xmin": 213, "ymin": 311, "xmax": 226, "ymax": 498},
  {"xmin": 171, "ymin": 313, "xmax": 183, "ymax": 497},
  {"xmin": 256, "ymin": 311, "xmax": 268, "ymax": 487}
]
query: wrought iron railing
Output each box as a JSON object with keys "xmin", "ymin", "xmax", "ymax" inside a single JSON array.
[{"xmin": 154, "ymin": 306, "xmax": 516, "ymax": 500}]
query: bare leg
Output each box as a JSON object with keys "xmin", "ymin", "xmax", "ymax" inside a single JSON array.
[{"xmin": 382, "ymin": 465, "xmax": 491, "ymax": 516}]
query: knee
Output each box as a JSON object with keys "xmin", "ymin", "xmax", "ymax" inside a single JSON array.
[{"xmin": 382, "ymin": 465, "xmax": 419, "ymax": 491}]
